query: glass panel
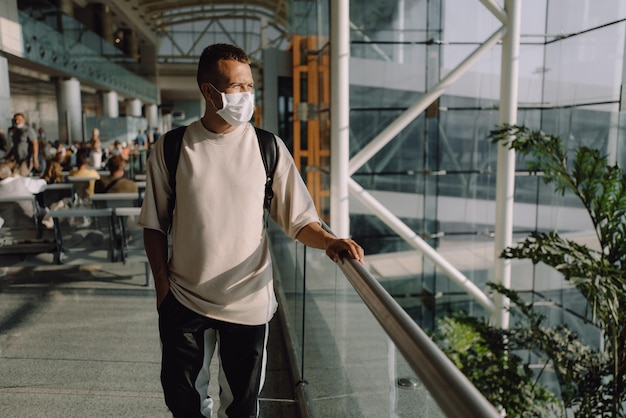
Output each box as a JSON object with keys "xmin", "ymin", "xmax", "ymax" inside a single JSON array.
[
  {"xmin": 543, "ymin": 22, "xmax": 625, "ymax": 105},
  {"xmin": 443, "ymin": 0, "xmax": 502, "ymax": 43},
  {"xmin": 440, "ymin": 43, "xmax": 547, "ymax": 106},
  {"xmin": 541, "ymin": 104, "xmax": 620, "ymax": 155},
  {"xmin": 547, "ymin": 0, "xmax": 626, "ymax": 35},
  {"xmin": 268, "ymin": 223, "xmax": 454, "ymax": 417}
]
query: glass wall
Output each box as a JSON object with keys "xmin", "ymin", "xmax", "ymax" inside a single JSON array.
[
  {"xmin": 268, "ymin": 223, "xmax": 448, "ymax": 417},
  {"xmin": 346, "ymin": 0, "xmax": 626, "ymax": 336}
]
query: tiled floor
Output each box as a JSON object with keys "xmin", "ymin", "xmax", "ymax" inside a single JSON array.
[{"xmin": 0, "ymin": 256, "xmax": 299, "ymax": 418}]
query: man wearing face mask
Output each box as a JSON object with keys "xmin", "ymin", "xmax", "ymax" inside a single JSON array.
[
  {"xmin": 10, "ymin": 113, "xmax": 39, "ymax": 175},
  {"xmin": 139, "ymin": 43, "xmax": 364, "ymax": 418}
]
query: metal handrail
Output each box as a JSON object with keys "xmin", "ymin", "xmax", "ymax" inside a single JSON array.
[{"xmin": 326, "ymin": 226, "xmax": 501, "ymax": 417}]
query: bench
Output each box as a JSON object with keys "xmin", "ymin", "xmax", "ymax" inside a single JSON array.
[
  {"xmin": 91, "ymin": 192, "xmax": 143, "ymax": 209},
  {"xmin": 113, "ymin": 207, "xmax": 153, "ymax": 286},
  {"xmin": 0, "ymin": 195, "xmax": 56, "ymax": 258},
  {"xmin": 48, "ymin": 205, "xmax": 153, "ymax": 286},
  {"xmin": 49, "ymin": 208, "xmax": 116, "ymax": 264},
  {"xmin": 43, "ymin": 183, "xmax": 75, "ymax": 207}
]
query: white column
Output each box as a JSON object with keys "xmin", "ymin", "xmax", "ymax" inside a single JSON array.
[
  {"xmin": 144, "ymin": 103, "xmax": 158, "ymax": 129},
  {"xmin": 611, "ymin": 26, "xmax": 626, "ymax": 166},
  {"xmin": 493, "ymin": 0, "xmax": 521, "ymax": 329},
  {"xmin": 55, "ymin": 77, "xmax": 83, "ymax": 143},
  {"xmin": 126, "ymin": 98, "xmax": 142, "ymax": 117},
  {"xmin": 0, "ymin": 56, "xmax": 11, "ymax": 128},
  {"xmin": 100, "ymin": 91, "xmax": 119, "ymax": 117},
  {"xmin": 330, "ymin": 0, "xmax": 350, "ymax": 237}
]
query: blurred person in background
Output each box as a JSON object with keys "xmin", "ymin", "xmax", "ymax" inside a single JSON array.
[
  {"xmin": 10, "ymin": 113, "xmax": 39, "ymax": 175},
  {"xmin": 0, "ymin": 161, "xmax": 50, "ymax": 227},
  {"xmin": 89, "ymin": 128, "xmax": 104, "ymax": 169},
  {"xmin": 95, "ymin": 155, "xmax": 138, "ymax": 194},
  {"xmin": 41, "ymin": 151, "xmax": 65, "ymax": 184},
  {"xmin": 68, "ymin": 150, "xmax": 100, "ymax": 201}
]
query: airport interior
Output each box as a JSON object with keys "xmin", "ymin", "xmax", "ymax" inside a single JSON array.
[{"xmin": 0, "ymin": 0, "xmax": 625, "ymax": 417}]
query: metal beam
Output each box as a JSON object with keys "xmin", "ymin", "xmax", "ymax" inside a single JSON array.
[
  {"xmin": 349, "ymin": 179, "xmax": 496, "ymax": 313},
  {"xmin": 330, "ymin": 0, "xmax": 350, "ymax": 237},
  {"xmin": 348, "ymin": 25, "xmax": 507, "ymax": 175},
  {"xmin": 479, "ymin": 0, "xmax": 508, "ymax": 24},
  {"xmin": 493, "ymin": 0, "xmax": 521, "ymax": 328}
]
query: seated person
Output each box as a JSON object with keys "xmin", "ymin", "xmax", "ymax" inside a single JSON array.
[
  {"xmin": 94, "ymin": 155, "xmax": 138, "ymax": 194},
  {"xmin": 68, "ymin": 150, "xmax": 100, "ymax": 200},
  {"xmin": 41, "ymin": 151, "xmax": 65, "ymax": 184},
  {"xmin": 0, "ymin": 161, "xmax": 49, "ymax": 227}
]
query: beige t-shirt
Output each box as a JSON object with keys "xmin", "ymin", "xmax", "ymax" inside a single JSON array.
[{"xmin": 138, "ymin": 121, "xmax": 319, "ymax": 325}]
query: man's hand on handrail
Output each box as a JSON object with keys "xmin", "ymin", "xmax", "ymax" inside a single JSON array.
[{"xmin": 295, "ymin": 221, "xmax": 365, "ymax": 264}]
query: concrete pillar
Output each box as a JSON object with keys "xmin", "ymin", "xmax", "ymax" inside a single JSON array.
[
  {"xmin": 55, "ymin": 77, "xmax": 83, "ymax": 144},
  {"xmin": 144, "ymin": 103, "xmax": 158, "ymax": 129},
  {"xmin": 0, "ymin": 56, "xmax": 11, "ymax": 130},
  {"xmin": 100, "ymin": 91, "xmax": 119, "ymax": 117},
  {"xmin": 126, "ymin": 98, "xmax": 142, "ymax": 117},
  {"xmin": 94, "ymin": 3, "xmax": 113, "ymax": 44},
  {"xmin": 122, "ymin": 29, "xmax": 139, "ymax": 60},
  {"xmin": 139, "ymin": 43, "xmax": 157, "ymax": 78}
]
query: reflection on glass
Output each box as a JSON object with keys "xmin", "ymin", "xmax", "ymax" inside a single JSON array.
[{"xmin": 268, "ymin": 224, "xmax": 446, "ymax": 417}]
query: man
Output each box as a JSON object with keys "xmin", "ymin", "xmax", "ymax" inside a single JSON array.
[
  {"xmin": 88, "ymin": 128, "xmax": 104, "ymax": 169},
  {"xmin": 135, "ymin": 129, "xmax": 148, "ymax": 149},
  {"xmin": 139, "ymin": 43, "xmax": 364, "ymax": 418},
  {"xmin": 134, "ymin": 129, "xmax": 149, "ymax": 173},
  {"xmin": 10, "ymin": 113, "xmax": 40, "ymax": 174},
  {"xmin": 94, "ymin": 155, "xmax": 138, "ymax": 193},
  {"xmin": 153, "ymin": 127, "xmax": 161, "ymax": 143}
]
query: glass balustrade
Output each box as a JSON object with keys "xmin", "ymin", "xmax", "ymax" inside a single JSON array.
[{"xmin": 268, "ymin": 222, "xmax": 496, "ymax": 417}]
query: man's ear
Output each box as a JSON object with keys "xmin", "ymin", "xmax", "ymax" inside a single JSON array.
[{"xmin": 203, "ymin": 83, "xmax": 223, "ymax": 110}]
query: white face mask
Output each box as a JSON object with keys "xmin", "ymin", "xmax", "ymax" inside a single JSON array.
[{"xmin": 211, "ymin": 84, "xmax": 255, "ymax": 126}]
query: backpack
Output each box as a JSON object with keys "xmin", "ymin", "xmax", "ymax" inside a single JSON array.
[{"xmin": 163, "ymin": 125, "xmax": 278, "ymax": 232}]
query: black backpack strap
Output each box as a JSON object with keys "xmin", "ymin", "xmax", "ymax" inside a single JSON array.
[
  {"xmin": 254, "ymin": 127, "xmax": 278, "ymax": 212},
  {"xmin": 163, "ymin": 125, "xmax": 187, "ymax": 232}
]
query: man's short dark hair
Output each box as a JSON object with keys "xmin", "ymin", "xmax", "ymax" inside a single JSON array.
[
  {"xmin": 107, "ymin": 155, "xmax": 126, "ymax": 173},
  {"xmin": 196, "ymin": 43, "xmax": 249, "ymax": 89},
  {"xmin": 76, "ymin": 151, "xmax": 89, "ymax": 167}
]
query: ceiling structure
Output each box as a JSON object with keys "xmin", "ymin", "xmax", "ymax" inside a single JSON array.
[
  {"xmin": 11, "ymin": 0, "xmax": 293, "ymax": 108},
  {"xmin": 88, "ymin": 0, "xmax": 292, "ymax": 103}
]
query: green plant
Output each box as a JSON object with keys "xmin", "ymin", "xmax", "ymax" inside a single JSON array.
[
  {"xmin": 434, "ymin": 124, "xmax": 626, "ymax": 417},
  {"xmin": 488, "ymin": 124, "xmax": 626, "ymax": 416},
  {"xmin": 433, "ymin": 313, "xmax": 560, "ymax": 417}
]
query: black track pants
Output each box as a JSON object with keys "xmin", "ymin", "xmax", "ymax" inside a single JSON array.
[{"xmin": 158, "ymin": 292, "xmax": 268, "ymax": 418}]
